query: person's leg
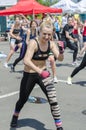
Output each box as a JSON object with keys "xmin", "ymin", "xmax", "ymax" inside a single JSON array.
[
  {"xmin": 67, "ymin": 53, "xmax": 86, "ymax": 84},
  {"xmin": 56, "ymin": 31, "xmax": 61, "ymax": 40},
  {"xmin": 48, "ymin": 55, "xmax": 58, "ymax": 83},
  {"xmin": 10, "ymin": 72, "xmax": 36, "ymax": 127},
  {"xmin": 71, "ymin": 52, "xmax": 86, "ymax": 78},
  {"xmin": 11, "ymin": 57, "xmax": 22, "ymax": 72},
  {"xmin": 67, "ymin": 41, "xmax": 78, "ymax": 63},
  {"xmin": 11, "ymin": 43, "xmax": 27, "ymax": 72},
  {"xmin": 79, "ymin": 42, "xmax": 86, "ymax": 56},
  {"xmin": 4, "ymin": 39, "xmax": 15, "ymax": 68},
  {"xmin": 38, "ymin": 74, "xmax": 63, "ymax": 130}
]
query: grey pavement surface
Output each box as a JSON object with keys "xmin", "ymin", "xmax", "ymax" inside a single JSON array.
[{"xmin": 0, "ymin": 41, "xmax": 86, "ymax": 130}]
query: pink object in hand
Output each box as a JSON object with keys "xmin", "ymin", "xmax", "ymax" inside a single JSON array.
[{"xmin": 40, "ymin": 70, "xmax": 50, "ymax": 78}]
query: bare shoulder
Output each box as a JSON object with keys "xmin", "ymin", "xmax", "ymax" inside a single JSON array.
[
  {"xmin": 50, "ymin": 40, "xmax": 56, "ymax": 49},
  {"xmin": 27, "ymin": 39, "xmax": 38, "ymax": 50}
]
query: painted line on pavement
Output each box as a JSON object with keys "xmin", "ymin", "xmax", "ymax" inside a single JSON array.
[
  {"xmin": 0, "ymin": 91, "xmax": 19, "ymax": 99},
  {"xmin": 0, "ymin": 80, "xmax": 67, "ymax": 99},
  {"xmin": 58, "ymin": 79, "xmax": 67, "ymax": 83},
  {"xmin": 0, "ymin": 86, "xmax": 39, "ymax": 99}
]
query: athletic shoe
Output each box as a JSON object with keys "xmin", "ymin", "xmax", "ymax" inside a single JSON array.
[
  {"xmin": 0, "ymin": 52, "xmax": 7, "ymax": 58},
  {"xmin": 3, "ymin": 62, "xmax": 9, "ymax": 68},
  {"xmin": 53, "ymin": 76, "xmax": 58, "ymax": 83},
  {"xmin": 11, "ymin": 65, "xmax": 15, "ymax": 72},
  {"xmin": 67, "ymin": 77, "xmax": 72, "ymax": 85},
  {"xmin": 28, "ymin": 96, "xmax": 37, "ymax": 103},
  {"xmin": 10, "ymin": 115, "xmax": 18, "ymax": 127},
  {"xmin": 72, "ymin": 61, "xmax": 79, "ymax": 66},
  {"xmin": 57, "ymin": 127, "xmax": 63, "ymax": 130}
]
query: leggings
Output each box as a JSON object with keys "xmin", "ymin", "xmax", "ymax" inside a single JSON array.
[
  {"xmin": 71, "ymin": 52, "xmax": 86, "ymax": 77},
  {"xmin": 14, "ymin": 72, "xmax": 62, "ymax": 128},
  {"xmin": 13, "ymin": 42, "xmax": 27, "ymax": 67},
  {"xmin": 63, "ymin": 40, "xmax": 78, "ymax": 62}
]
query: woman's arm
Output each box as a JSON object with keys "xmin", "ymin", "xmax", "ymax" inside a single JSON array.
[
  {"xmin": 26, "ymin": 29, "xmax": 30, "ymax": 45},
  {"xmin": 50, "ymin": 41, "xmax": 64, "ymax": 61},
  {"xmin": 20, "ymin": 14, "xmax": 30, "ymax": 24}
]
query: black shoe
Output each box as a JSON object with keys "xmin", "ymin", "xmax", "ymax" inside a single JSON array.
[
  {"xmin": 57, "ymin": 127, "xmax": 63, "ymax": 130},
  {"xmin": 11, "ymin": 65, "xmax": 15, "ymax": 72},
  {"xmin": 10, "ymin": 115, "xmax": 18, "ymax": 127}
]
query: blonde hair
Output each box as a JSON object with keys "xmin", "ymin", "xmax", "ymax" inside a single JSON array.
[{"xmin": 40, "ymin": 16, "xmax": 54, "ymax": 31}]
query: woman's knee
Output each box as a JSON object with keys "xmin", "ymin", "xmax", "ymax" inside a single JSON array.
[{"xmin": 49, "ymin": 56, "xmax": 55, "ymax": 65}]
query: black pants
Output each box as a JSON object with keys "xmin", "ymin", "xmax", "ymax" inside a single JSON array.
[
  {"xmin": 71, "ymin": 52, "xmax": 86, "ymax": 77},
  {"xmin": 14, "ymin": 72, "xmax": 62, "ymax": 127},
  {"xmin": 13, "ymin": 43, "xmax": 27, "ymax": 67},
  {"xmin": 56, "ymin": 31, "xmax": 61, "ymax": 40},
  {"xmin": 63, "ymin": 39, "xmax": 78, "ymax": 62}
]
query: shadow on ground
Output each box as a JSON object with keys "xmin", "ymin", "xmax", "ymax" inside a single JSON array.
[
  {"xmin": 74, "ymin": 81, "xmax": 86, "ymax": 87},
  {"xmin": 9, "ymin": 118, "xmax": 52, "ymax": 130}
]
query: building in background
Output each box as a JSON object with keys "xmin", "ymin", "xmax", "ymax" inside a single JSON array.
[
  {"xmin": 0, "ymin": 0, "xmax": 17, "ymax": 7},
  {"xmin": 0, "ymin": 0, "xmax": 17, "ymax": 33}
]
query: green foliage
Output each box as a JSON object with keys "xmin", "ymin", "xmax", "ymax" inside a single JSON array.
[{"xmin": 36, "ymin": 0, "xmax": 58, "ymax": 6}]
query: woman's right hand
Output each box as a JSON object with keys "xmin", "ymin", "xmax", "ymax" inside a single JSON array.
[
  {"xmin": 16, "ymin": 36, "xmax": 22, "ymax": 41},
  {"xmin": 40, "ymin": 70, "xmax": 50, "ymax": 79}
]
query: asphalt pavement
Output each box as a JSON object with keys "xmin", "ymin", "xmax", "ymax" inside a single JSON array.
[{"xmin": 0, "ymin": 41, "xmax": 86, "ymax": 130}]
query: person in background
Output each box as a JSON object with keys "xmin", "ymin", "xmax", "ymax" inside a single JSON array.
[
  {"xmin": 47, "ymin": 28, "xmax": 64, "ymax": 83},
  {"xmin": 10, "ymin": 20, "xmax": 28, "ymax": 72},
  {"xmin": 54, "ymin": 17, "xmax": 61, "ymax": 40},
  {"xmin": 61, "ymin": 13, "xmax": 68, "ymax": 28},
  {"xmin": 4, "ymin": 16, "xmax": 22, "ymax": 68},
  {"xmin": 72, "ymin": 17, "xmax": 83, "ymax": 53},
  {"xmin": 67, "ymin": 51, "xmax": 86, "ymax": 85},
  {"xmin": 61, "ymin": 16, "xmax": 78, "ymax": 66},
  {"xmin": 79, "ymin": 20, "xmax": 86, "ymax": 57}
]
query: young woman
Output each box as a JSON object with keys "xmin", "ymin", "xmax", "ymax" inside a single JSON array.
[
  {"xmin": 11, "ymin": 20, "xmax": 38, "ymax": 72},
  {"xmin": 10, "ymin": 18, "xmax": 64, "ymax": 130},
  {"xmin": 4, "ymin": 16, "xmax": 22, "ymax": 68},
  {"xmin": 79, "ymin": 21, "xmax": 86, "ymax": 56}
]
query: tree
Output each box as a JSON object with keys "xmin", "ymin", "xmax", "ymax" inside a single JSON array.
[{"xmin": 36, "ymin": 0, "xmax": 58, "ymax": 6}]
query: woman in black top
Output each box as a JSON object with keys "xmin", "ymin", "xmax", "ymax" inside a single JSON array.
[
  {"xmin": 10, "ymin": 18, "xmax": 64, "ymax": 130},
  {"xmin": 4, "ymin": 16, "xmax": 22, "ymax": 68}
]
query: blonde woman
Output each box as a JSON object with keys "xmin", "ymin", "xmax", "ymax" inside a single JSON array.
[{"xmin": 10, "ymin": 18, "xmax": 64, "ymax": 130}]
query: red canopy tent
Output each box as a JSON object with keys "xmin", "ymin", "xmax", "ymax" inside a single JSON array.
[{"xmin": 0, "ymin": 0, "xmax": 62, "ymax": 16}]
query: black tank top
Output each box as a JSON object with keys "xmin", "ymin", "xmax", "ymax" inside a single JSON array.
[
  {"xmin": 30, "ymin": 30, "xmax": 36, "ymax": 39},
  {"xmin": 32, "ymin": 39, "xmax": 50, "ymax": 60},
  {"xmin": 13, "ymin": 29, "xmax": 20, "ymax": 34}
]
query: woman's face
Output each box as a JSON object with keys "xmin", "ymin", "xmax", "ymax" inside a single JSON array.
[
  {"xmin": 15, "ymin": 17, "xmax": 20, "ymax": 24},
  {"xmin": 40, "ymin": 26, "xmax": 53, "ymax": 42},
  {"xmin": 31, "ymin": 21, "xmax": 37, "ymax": 29}
]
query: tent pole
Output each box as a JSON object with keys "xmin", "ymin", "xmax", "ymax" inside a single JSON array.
[{"xmin": 33, "ymin": 9, "xmax": 35, "ymax": 20}]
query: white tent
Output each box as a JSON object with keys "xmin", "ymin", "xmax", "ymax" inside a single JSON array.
[
  {"xmin": 51, "ymin": 0, "xmax": 80, "ymax": 14},
  {"xmin": 77, "ymin": 0, "xmax": 86, "ymax": 13}
]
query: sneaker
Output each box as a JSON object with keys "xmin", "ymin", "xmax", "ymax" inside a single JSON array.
[
  {"xmin": 3, "ymin": 62, "xmax": 9, "ymax": 68},
  {"xmin": 72, "ymin": 61, "xmax": 79, "ymax": 66},
  {"xmin": 11, "ymin": 65, "xmax": 15, "ymax": 72},
  {"xmin": 67, "ymin": 77, "xmax": 72, "ymax": 85},
  {"xmin": 10, "ymin": 115, "xmax": 18, "ymax": 127},
  {"xmin": 0, "ymin": 52, "xmax": 7, "ymax": 58},
  {"xmin": 57, "ymin": 127, "xmax": 63, "ymax": 130},
  {"xmin": 53, "ymin": 76, "xmax": 58, "ymax": 83},
  {"xmin": 28, "ymin": 96, "xmax": 37, "ymax": 103}
]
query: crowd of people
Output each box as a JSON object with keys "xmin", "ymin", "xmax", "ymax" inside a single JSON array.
[{"xmin": 0, "ymin": 13, "xmax": 86, "ymax": 130}]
